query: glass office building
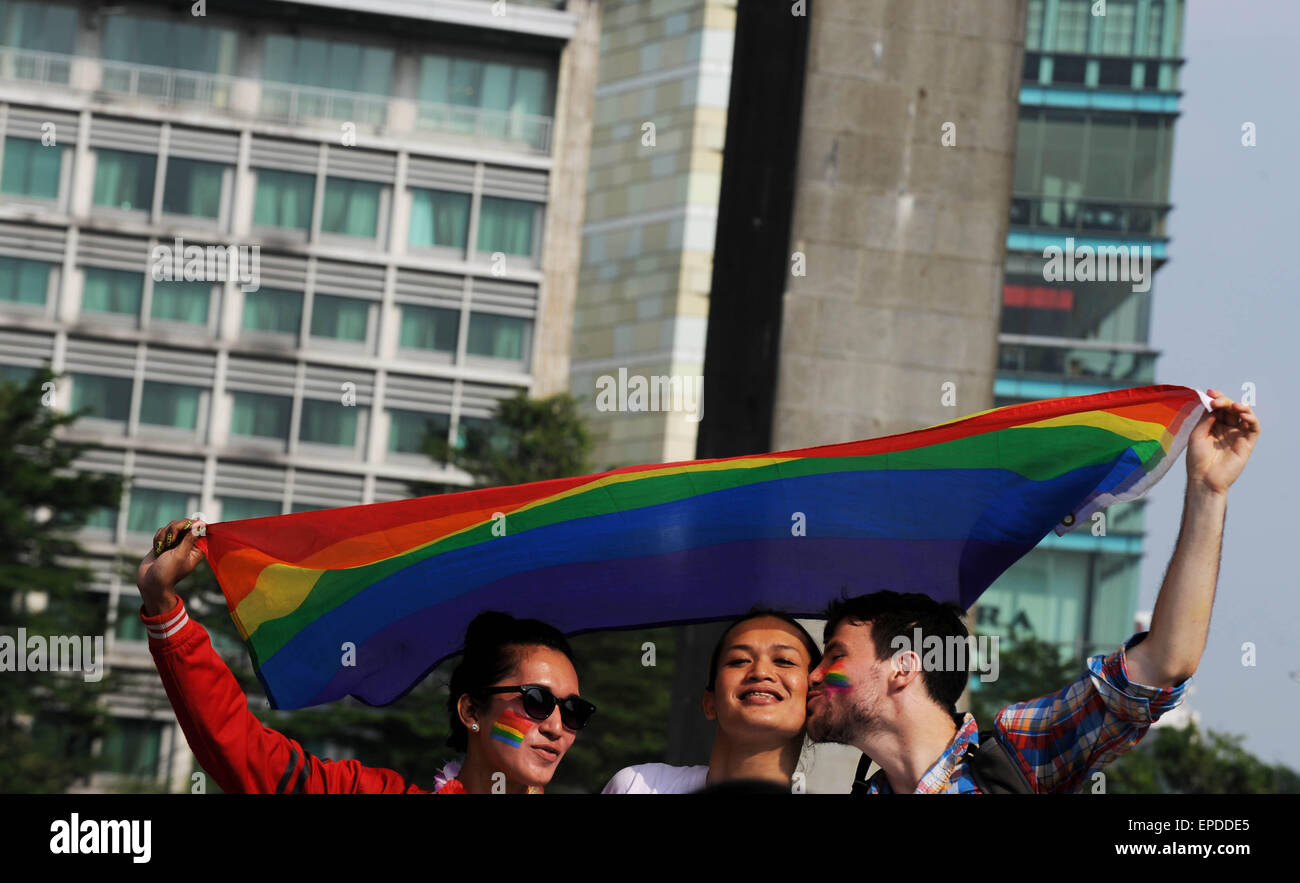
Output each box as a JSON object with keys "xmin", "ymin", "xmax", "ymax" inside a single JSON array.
[
  {"xmin": 0, "ymin": 0, "xmax": 594, "ymax": 791},
  {"xmin": 977, "ymin": 0, "xmax": 1185, "ymax": 660}
]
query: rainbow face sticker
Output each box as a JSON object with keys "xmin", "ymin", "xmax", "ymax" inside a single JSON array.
[
  {"xmin": 490, "ymin": 709, "xmax": 534, "ymax": 748},
  {"xmin": 825, "ymin": 666, "xmax": 851, "ymax": 693}
]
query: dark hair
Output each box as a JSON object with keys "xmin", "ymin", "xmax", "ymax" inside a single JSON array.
[
  {"xmin": 705, "ymin": 608, "xmax": 823, "ymax": 691},
  {"xmin": 446, "ymin": 611, "xmax": 576, "ymax": 753},
  {"xmin": 823, "ymin": 590, "xmax": 968, "ymax": 713}
]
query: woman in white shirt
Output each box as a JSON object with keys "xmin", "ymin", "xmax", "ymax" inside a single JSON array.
[{"xmin": 602, "ymin": 609, "xmax": 821, "ymax": 793}]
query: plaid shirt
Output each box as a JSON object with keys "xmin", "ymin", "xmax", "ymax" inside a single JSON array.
[{"xmin": 862, "ymin": 632, "xmax": 1187, "ymax": 793}]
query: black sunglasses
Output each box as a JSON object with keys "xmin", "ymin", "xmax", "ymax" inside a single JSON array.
[{"xmin": 478, "ymin": 684, "xmax": 596, "ymax": 730}]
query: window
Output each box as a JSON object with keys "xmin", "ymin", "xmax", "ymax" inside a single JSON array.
[
  {"xmin": 1025, "ymin": 0, "xmax": 1044, "ymax": 52},
  {"xmin": 388, "ymin": 409, "xmax": 450, "ymax": 454},
  {"xmin": 82, "ymin": 268, "xmax": 142, "ymax": 316},
  {"xmin": 1, "ymin": 137, "xmax": 61, "ymax": 199},
  {"xmin": 0, "ymin": 2, "xmax": 76, "ymax": 54},
  {"xmin": 242, "ymin": 288, "xmax": 302, "ymax": 335},
  {"xmin": 70, "ymin": 374, "xmax": 132, "ymax": 422},
  {"xmin": 1037, "ymin": 110, "xmax": 1085, "ymax": 226},
  {"xmin": 230, "ymin": 392, "xmax": 292, "ymax": 440},
  {"xmin": 1051, "ymin": 55, "xmax": 1086, "ymax": 84},
  {"xmin": 127, "ymin": 487, "xmax": 190, "ymax": 534},
  {"xmin": 83, "ymin": 504, "xmax": 119, "ymax": 531},
  {"xmin": 253, "ymin": 169, "xmax": 314, "ymax": 231},
  {"xmin": 1000, "ymin": 276, "xmax": 1151, "ymax": 345},
  {"xmin": 409, "ymin": 189, "xmax": 470, "ymax": 249},
  {"xmin": 219, "ymin": 496, "xmax": 281, "ymax": 521},
  {"xmin": 0, "ymin": 256, "xmax": 50, "ymax": 305},
  {"xmin": 321, "ymin": 178, "xmax": 381, "ymax": 238},
  {"xmin": 150, "ymin": 280, "xmax": 211, "ymax": 325},
  {"xmin": 1100, "ymin": 0, "xmax": 1136, "ymax": 55},
  {"xmin": 114, "ymin": 595, "xmax": 148, "ymax": 643},
  {"xmin": 97, "ymin": 718, "xmax": 163, "ymax": 780},
  {"xmin": 262, "ymin": 35, "xmax": 393, "ymax": 95},
  {"xmin": 299, "ymin": 399, "xmax": 358, "ymax": 447},
  {"xmin": 1145, "ymin": 2, "xmax": 1165, "ymax": 56},
  {"xmin": 1084, "ymin": 114, "xmax": 1133, "ymax": 201},
  {"xmin": 0, "ymin": 363, "xmax": 35, "ymax": 386},
  {"xmin": 1054, "ymin": 0, "xmax": 1090, "ymax": 53},
  {"xmin": 467, "ymin": 313, "xmax": 529, "ymax": 362},
  {"xmin": 456, "ymin": 416, "xmax": 510, "ymax": 456},
  {"xmin": 163, "ymin": 157, "xmax": 224, "ymax": 218},
  {"xmin": 310, "ymin": 295, "xmax": 368, "ymax": 342},
  {"xmin": 399, "ymin": 305, "xmax": 459, "ymax": 353},
  {"xmin": 1017, "ymin": 109, "xmax": 1173, "ymax": 212},
  {"xmin": 93, "ymin": 150, "xmax": 156, "ymax": 212},
  {"xmin": 1132, "ymin": 116, "xmax": 1171, "ymax": 203},
  {"xmin": 102, "ymin": 14, "xmax": 238, "ymax": 75},
  {"xmin": 477, "ymin": 197, "xmax": 537, "ymax": 257},
  {"xmin": 1021, "ymin": 53, "xmax": 1041, "ymax": 83},
  {"xmin": 1097, "ymin": 58, "xmax": 1133, "ymax": 87},
  {"xmin": 419, "ymin": 54, "xmax": 551, "ymax": 122},
  {"xmin": 139, "ymin": 381, "xmax": 201, "ymax": 430}
]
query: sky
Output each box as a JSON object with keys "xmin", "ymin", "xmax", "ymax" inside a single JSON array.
[{"xmin": 1136, "ymin": 0, "xmax": 1300, "ymax": 769}]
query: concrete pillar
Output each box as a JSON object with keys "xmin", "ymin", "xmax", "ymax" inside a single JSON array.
[{"xmin": 534, "ymin": 0, "xmax": 601, "ymax": 396}]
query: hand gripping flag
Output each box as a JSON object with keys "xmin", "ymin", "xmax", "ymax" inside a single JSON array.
[{"xmin": 197, "ymin": 384, "xmax": 1213, "ymax": 709}]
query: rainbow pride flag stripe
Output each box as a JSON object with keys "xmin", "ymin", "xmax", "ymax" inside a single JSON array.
[
  {"xmin": 825, "ymin": 668, "xmax": 851, "ymax": 692},
  {"xmin": 491, "ymin": 711, "xmax": 533, "ymax": 748},
  {"xmin": 197, "ymin": 385, "xmax": 1211, "ymax": 709}
]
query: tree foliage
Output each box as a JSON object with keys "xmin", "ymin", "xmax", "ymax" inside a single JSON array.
[
  {"xmin": 967, "ymin": 631, "xmax": 1299, "ymax": 793},
  {"xmin": 0, "ymin": 369, "xmax": 122, "ymax": 792}
]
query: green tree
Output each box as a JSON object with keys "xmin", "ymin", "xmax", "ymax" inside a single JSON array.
[
  {"xmin": 966, "ymin": 631, "xmax": 1299, "ymax": 793},
  {"xmin": 1106, "ymin": 722, "xmax": 1300, "ymax": 793},
  {"xmin": 409, "ymin": 390, "xmax": 593, "ymax": 496},
  {"xmin": 0, "ymin": 369, "xmax": 123, "ymax": 792}
]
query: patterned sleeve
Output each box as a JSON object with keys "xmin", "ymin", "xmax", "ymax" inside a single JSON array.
[{"xmin": 992, "ymin": 631, "xmax": 1188, "ymax": 794}]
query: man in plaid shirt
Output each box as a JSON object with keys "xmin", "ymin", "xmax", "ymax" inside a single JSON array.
[{"xmin": 805, "ymin": 389, "xmax": 1260, "ymax": 793}]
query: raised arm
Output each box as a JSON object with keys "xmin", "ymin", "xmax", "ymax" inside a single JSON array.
[
  {"xmin": 1125, "ymin": 389, "xmax": 1260, "ymax": 688},
  {"xmin": 137, "ymin": 519, "xmax": 426, "ymax": 794}
]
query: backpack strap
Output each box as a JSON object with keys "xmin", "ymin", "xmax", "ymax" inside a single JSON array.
[
  {"xmin": 850, "ymin": 751, "xmax": 878, "ymax": 795},
  {"xmin": 965, "ymin": 729, "xmax": 1036, "ymax": 794},
  {"xmin": 850, "ymin": 728, "xmax": 1037, "ymax": 794}
]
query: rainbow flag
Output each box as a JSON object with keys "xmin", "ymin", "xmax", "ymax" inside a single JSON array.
[
  {"xmin": 491, "ymin": 710, "xmax": 534, "ymax": 748},
  {"xmin": 197, "ymin": 384, "xmax": 1211, "ymax": 709}
]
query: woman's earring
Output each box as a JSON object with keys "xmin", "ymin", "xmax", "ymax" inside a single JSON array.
[{"xmin": 471, "ymin": 723, "xmax": 480, "ymax": 732}]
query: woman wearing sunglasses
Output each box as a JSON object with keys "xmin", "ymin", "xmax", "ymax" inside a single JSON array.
[
  {"xmin": 436, "ymin": 610, "xmax": 597, "ymax": 793},
  {"xmin": 135, "ymin": 517, "xmax": 594, "ymax": 794},
  {"xmin": 602, "ymin": 609, "xmax": 820, "ymax": 793}
]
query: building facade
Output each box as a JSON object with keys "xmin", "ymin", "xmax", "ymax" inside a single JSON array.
[
  {"xmin": 975, "ymin": 0, "xmax": 1185, "ymax": 662},
  {"xmin": 0, "ymin": 0, "xmax": 598, "ymax": 792},
  {"xmin": 569, "ymin": 0, "xmax": 735, "ymax": 468}
]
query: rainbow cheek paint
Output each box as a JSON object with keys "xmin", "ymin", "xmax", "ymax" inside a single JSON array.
[
  {"xmin": 825, "ymin": 666, "xmax": 851, "ymax": 693},
  {"xmin": 490, "ymin": 709, "xmax": 534, "ymax": 748}
]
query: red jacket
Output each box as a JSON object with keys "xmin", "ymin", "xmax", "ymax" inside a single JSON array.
[{"xmin": 143, "ymin": 597, "xmax": 440, "ymax": 794}]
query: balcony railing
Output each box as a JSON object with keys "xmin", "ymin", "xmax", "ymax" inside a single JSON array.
[
  {"xmin": 997, "ymin": 341, "xmax": 1156, "ymax": 385},
  {"xmin": 0, "ymin": 47, "xmax": 554, "ymax": 155},
  {"xmin": 1010, "ymin": 195, "xmax": 1171, "ymax": 238}
]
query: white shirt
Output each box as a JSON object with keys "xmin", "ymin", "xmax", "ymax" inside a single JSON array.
[{"xmin": 601, "ymin": 763, "xmax": 710, "ymax": 794}]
